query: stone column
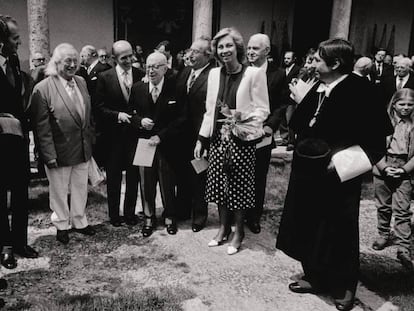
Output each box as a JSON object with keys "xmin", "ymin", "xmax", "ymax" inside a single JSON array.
[
  {"xmin": 329, "ymin": 0, "xmax": 352, "ymax": 39},
  {"xmin": 192, "ymin": 0, "xmax": 213, "ymax": 41},
  {"xmin": 27, "ymin": 0, "xmax": 50, "ymax": 69}
]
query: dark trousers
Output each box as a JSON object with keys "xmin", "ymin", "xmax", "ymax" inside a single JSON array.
[
  {"xmin": 175, "ymin": 161, "xmax": 208, "ymax": 225},
  {"xmin": 246, "ymin": 144, "xmax": 272, "ymax": 224},
  {"xmin": 279, "ymin": 105, "xmax": 296, "ymax": 145},
  {"xmin": 0, "ymin": 186, "xmax": 29, "ymax": 248},
  {"xmin": 105, "ymin": 138, "xmax": 140, "ymax": 221},
  {"xmin": 139, "ymin": 151, "xmax": 176, "ymax": 224}
]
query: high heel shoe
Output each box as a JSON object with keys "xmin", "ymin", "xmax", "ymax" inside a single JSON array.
[
  {"xmin": 227, "ymin": 245, "xmax": 240, "ymax": 255},
  {"xmin": 207, "ymin": 228, "xmax": 232, "ymax": 247}
]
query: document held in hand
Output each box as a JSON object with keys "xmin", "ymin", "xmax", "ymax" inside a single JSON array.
[
  {"xmin": 331, "ymin": 145, "xmax": 372, "ymax": 182},
  {"xmin": 191, "ymin": 157, "xmax": 209, "ymax": 174},
  {"xmin": 133, "ymin": 139, "xmax": 156, "ymax": 167},
  {"xmin": 290, "ymin": 79, "xmax": 316, "ymax": 104}
]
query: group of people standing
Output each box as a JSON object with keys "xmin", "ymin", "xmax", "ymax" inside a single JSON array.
[{"xmin": 2, "ymin": 11, "xmax": 414, "ymax": 311}]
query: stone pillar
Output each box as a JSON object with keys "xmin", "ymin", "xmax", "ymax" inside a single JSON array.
[
  {"xmin": 192, "ymin": 0, "xmax": 213, "ymax": 41},
  {"xmin": 27, "ymin": 0, "xmax": 50, "ymax": 69},
  {"xmin": 329, "ymin": 0, "xmax": 352, "ymax": 39}
]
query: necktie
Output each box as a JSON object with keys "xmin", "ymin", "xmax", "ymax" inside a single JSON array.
[
  {"xmin": 5, "ymin": 59, "xmax": 15, "ymax": 87},
  {"xmin": 376, "ymin": 64, "xmax": 381, "ymax": 76},
  {"xmin": 67, "ymin": 80, "xmax": 84, "ymax": 120},
  {"xmin": 397, "ymin": 77, "xmax": 404, "ymax": 90},
  {"xmin": 152, "ymin": 86, "xmax": 159, "ymax": 103},
  {"xmin": 187, "ymin": 71, "xmax": 197, "ymax": 93},
  {"xmin": 122, "ymin": 71, "xmax": 131, "ymax": 96}
]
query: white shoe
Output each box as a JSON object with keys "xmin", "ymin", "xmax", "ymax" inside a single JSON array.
[
  {"xmin": 227, "ymin": 245, "xmax": 239, "ymax": 255},
  {"xmin": 208, "ymin": 239, "xmax": 221, "ymax": 247}
]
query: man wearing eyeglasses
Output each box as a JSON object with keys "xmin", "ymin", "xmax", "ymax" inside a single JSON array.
[
  {"xmin": 95, "ymin": 40, "xmax": 144, "ymax": 227},
  {"xmin": 174, "ymin": 37, "xmax": 215, "ymax": 231},
  {"xmin": 128, "ymin": 51, "xmax": 185, "ymax": 237}
]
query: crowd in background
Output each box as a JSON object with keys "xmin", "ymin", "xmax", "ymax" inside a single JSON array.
[{"xmin": 3, "ymin": 12, "xmax": 414, "ymax": 310}]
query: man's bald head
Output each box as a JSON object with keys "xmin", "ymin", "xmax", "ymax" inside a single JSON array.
[
  {"xmin": 112, "ymin": 40, "xmax": 133, "ymax": 71},
  {"xmin": 146, "ymin": 52, "xmax": 168, "ymax": 85},
  {"xmin": 247, "ymin": 33, "xmax": 271, "ymax": 67},
  {"xmin": 353, "ymin": 56, "xmax": 373, "ymax": 77}
]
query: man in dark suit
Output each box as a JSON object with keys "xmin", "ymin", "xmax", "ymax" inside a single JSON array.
[
  {"xmin": 95, "ymin": 40, "xmax": 144, "ymax": 227},
  {"xmin": 174, "ymin": 37, "xmax": 215, "ymax": 232},
  {"xmin": 246, "ymin": 33, "xmax": 287, "ymax": 233},
  {"xmin": 371, "ymin": 48, "xmax": 394, "ymax": 85},
  {"xmin": 383, "ymin": 57, "xmax": 414, "ymax": 104},
  {"xmin": 129, "ymin": 52, "xmax": 185, "ymax": 237},
  {"xmin": 0, "ymin": 15, "xmax": 38, "ymax": 270},
  {"xmin": 280, "ymin": 50, "xmax": 301, "ymax": 149}
]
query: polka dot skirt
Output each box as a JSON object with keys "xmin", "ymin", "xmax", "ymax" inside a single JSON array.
[{"xmin": 206, "ymin": 132, "xmax": 255, "ymax": 210}]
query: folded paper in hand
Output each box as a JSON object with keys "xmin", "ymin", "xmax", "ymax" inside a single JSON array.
[
  {"xmin": 88, "ymin": 157, "xmax": 105, "ymax": 187},
  {"xmin": 331, "ymin": 145, "xmax": 372, "ymax": 182},
  {"xmin": 133, "ymin": 138, "xmax": 156, "ymax": 167},
  {"xmin": 290, "ymin": 79, "xmax": 316, "ymax": 104},
  {"xmin": 191, "ymin": 157, "xmax": 209, "ymax": 174}
]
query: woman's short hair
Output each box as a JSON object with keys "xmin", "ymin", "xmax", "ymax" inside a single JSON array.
[
  {"xmin": 388, "ymin": 88, "xmax": 414, "ymax": 123},
  {"xmin": 211, "ymin": 27, "xmax": 245, "ymax": 65},
  {"xmin": 45, "ymin": 43, "xmax": 79, "ymax": 76},
  {"xmin": 318, "ymin": 38, "xmax": 354, "ymax": 74}
]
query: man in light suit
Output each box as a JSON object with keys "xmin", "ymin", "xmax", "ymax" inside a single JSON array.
[
  {"xmin": 174, "ymin": 37, "xmax": 215, "ymax": 231},
  {"xmin": 129, "ymin": 52, "xmax": 185, "ymax": 237},
  {"xmin": 95, "ymin": 40, "xmax": 144, "ymax": 227},
  {"xmin": 246, "ymin": 33, "xmax": 287, "ymax": 234},
  {"xmin": 31, "ymin": 43, "xmax": 95, "ymax": 244},
  {"xmin": 0, "ymin": 15, "xmax": 38, "ymax": 270}
]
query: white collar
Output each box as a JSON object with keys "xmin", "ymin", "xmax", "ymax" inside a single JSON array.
[
  {"xmin": 149, "ymin": 77, "xmax": 165, "ymax": 93},
  {"xmin": 88, "ymin": 59, "xmax": 99, "ymax": 74},
  {"xmin": 58, "ymin": 75, "xmax": 75, "ymax": 87},
  {"xmin": 397, "ymin": 74, "xmax": 409, "ymax": 83},
  {"xmin": 115, "ymin": 64, "xmax": 132, "ymax": 77},
  {"xmin": 316, "ymin": 74, "xmax": 348, "ymax": 97},
  {"xmin": 0, "ymin": 55, "xmax": 6, "ymax": 73},
  {"xmin": 252, "ymin": 59, "xmax": 268, "ymax": 72}
]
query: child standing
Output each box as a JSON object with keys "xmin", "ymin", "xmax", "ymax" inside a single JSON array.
[{"xmin": 372, "ymin": 88, "xmax": 414, "ymax": 269}]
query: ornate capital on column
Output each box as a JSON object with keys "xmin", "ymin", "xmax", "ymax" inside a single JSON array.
[
  {"xmin": 192, "ymin": 0, "xmax": 213, "ymax": 41},
  {"xmin": 329, "ymin": 0, "xmax": 352, "ymax": 39}
]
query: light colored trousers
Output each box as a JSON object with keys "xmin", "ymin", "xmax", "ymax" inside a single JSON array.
[{"xmin": 45, "ymin": 161, "xmax": 89, "ymax": 230}]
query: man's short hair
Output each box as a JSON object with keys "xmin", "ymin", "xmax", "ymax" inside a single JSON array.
[
  {"xmin": 80, "ymin": 45, "xmax": 97, "ymax": 58},
  {"xmin": 249, "ymin": 33, "xmax": 271, "ymax": 50},
  {"xmin": 0, "ymin": 15, "xmax": 17, "ymax": 44},
  {"xmin": 318, "ymin": 38, "xmax": 354, "ymax": 74},
  {"xmin": 396, "ymin": 57, "xmax": 413, "ymax": 68},
  {"xmin": 195, "ymin": 35, "xmax": 212, "ymax": 56}
]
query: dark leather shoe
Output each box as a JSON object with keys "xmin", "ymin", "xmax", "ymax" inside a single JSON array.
[
  {"xmin": 1, "ymin": 252, "xmax": 17, "ymax": 269},
  {"xmin": 372, "ymin": 236, "xmax": 389, "ymax": 251},
  {"xmin": 14, "ymin": 245, "xmax": 39, "ymax": 258},
  {"xmin": 246, "ymin": 221, "xmax": 261, "ymax": 234},
  {"xmin": 166, "ymin": 223, "xmax": 177, "ymax": 235},
  {"xmin": 288, "ymin": 281, "xmax": 317, "ymax": 294},
  {"xmin": 335, "ymin": 299, "xmax": 354, "ymax": 311},
  {"xmin": 110, "ymin": 219, "xmax": 123, "ymax": 227},
  {"xmin": 56, "ymin": 230, "xmax": 70, "ymax": 244},
  {"xmin": 125, "ymin": 216, "xmax": 139, "ymax": 226},
  {"xmin": 397, "ymin": 249, "xmax": 414, "ymax": 270},
  {"xmin": 142, "ymin": 225, "xmax": 154, "ymax": 237},
  {"xmin": 0, "ymin": 278, "xmax": 7, "ymax": 290},
  {"xmin": 192, "ymin": 224, "xmax": 204, "ymax": 232},
  {"xmin": 74, "ymin": 226, "xmax": 96, "ymax": 236}
]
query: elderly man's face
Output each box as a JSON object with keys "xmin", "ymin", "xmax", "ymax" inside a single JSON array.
[
  {"xmin": 114, "ymin": 47, "xmax": 133, "ymax": 71},
  {"xmin": 3, "ymin": 22, "xmax": 21, "ymax": 56},
  {"xmin": 57, "ymin": 50, "xmax": 78, "ymax": 80},
  {"xmin": 188, "ymin": 40, "xmax": 210, "ymax": 70},
  {"xmin": 247, "ymin": 36, "xmax": 268, "ymax": 66},
  {"xmin": 146, "ymin": 54, "xmax": 168, "ymax": 85},
  {"xmin": 395, "ymin": 61, "xmax": 410, "ymax": 77}
]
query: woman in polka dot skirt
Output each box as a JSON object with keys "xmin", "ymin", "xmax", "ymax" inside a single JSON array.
[{"xmin": 194, "ymin": 27, "xmax": 269, "ymax": 255}]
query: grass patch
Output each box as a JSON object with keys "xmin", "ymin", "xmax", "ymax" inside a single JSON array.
[{"xmin": 26, "ymin": 286, "xmax": 194, "ymax": 311}]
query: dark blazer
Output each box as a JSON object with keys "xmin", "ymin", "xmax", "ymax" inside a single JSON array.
[
  {"xmin": 30, "ymin": 75, "xmax": 93, "ymax": 167},
  {"xmin": 128, "ymin": 78, "xmax": 185, "ymax": 161},
  {"xmin": 382, "ymin": 74, "xmax": 414, "ymax": 104},
  {"xmin": 87, "ymin": 62, "xmax": 112, "ymax": 99},
  {"xmin": 285, "ymin": 64, "xmax": 301, "ymax": 83},
  {"xmin": 176, "ymin": 63, "xmax": 215, "ymax": 152},
  {"xmin": 264, "ymin": 63, "xmax": 288, "ymax": 133},
  {"xmin": 95, "ymin": 67, "xmax": 144, "ymax": 137},
  {"xmin": 370, "ymin": 62, "xmax": 394, "ymax": 84}
]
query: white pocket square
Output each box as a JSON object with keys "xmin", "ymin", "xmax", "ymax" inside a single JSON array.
[
  {"xmin": 91, "ymin": 77, "xmax": 97, "ymax": 81},
  {"xmin": 168, "ymin": 100, "xmax": 176, "ymax": 105}
]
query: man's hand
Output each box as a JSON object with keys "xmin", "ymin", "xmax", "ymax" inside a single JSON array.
[
  {"xmin": 263, "ymin": 125, "xmax": 273, "ymax": 137},
  {"xmin": 46, "ymin": 159, "xmax": 58, "ymax": 169},
  {"xmin": 118, "ymin": 112, "xmax": 132, "ymax": 124},
  {"xmin": 141, "ymin": 118, "xmax": 155, "ymax": 130},
  {"xmin": 194, "ymin": 140, "xmax": 205, "ymax": 159},
  {"xmin": 148, "ymin": 135, "xmax": 161, "ymax": 146}
]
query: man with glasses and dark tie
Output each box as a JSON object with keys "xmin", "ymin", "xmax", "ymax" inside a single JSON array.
[
  {"xmin": 128, "ymin": 51, "xmax": 185, "ymax": 237},
  {"xmin": 95, "ymin": 40, "xmax": 144, "ymax": 227}
]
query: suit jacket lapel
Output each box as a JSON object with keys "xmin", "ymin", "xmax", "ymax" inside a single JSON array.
[
  {"xmin": 74, "ymin": 75, "xmax": 90, "ymax": 128},
  {"xmin": 52, "ymin": 76, "xmax": 82, "ymax": 126},
  {"xmin": 189, "ymin": 65, "xmax": 210, "ymax": 94}
]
